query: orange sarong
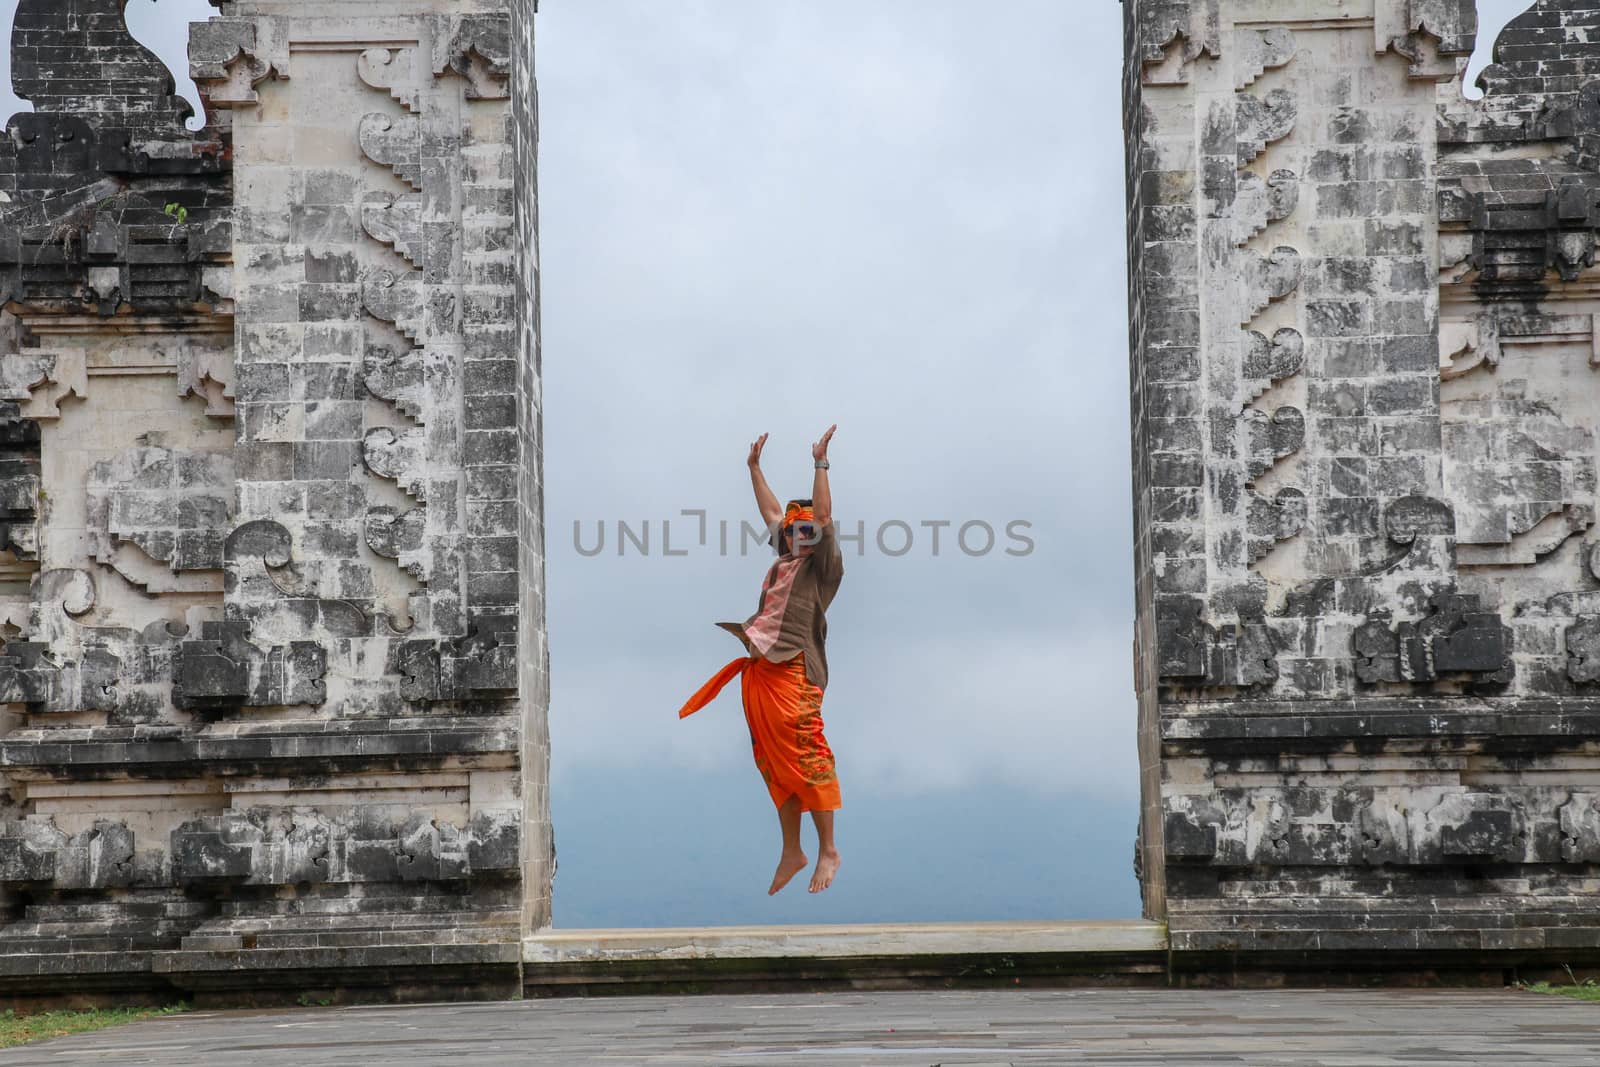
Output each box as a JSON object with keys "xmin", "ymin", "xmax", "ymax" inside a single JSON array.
[{"xmin": 679, "ymin": 651, "xmax": 841, "ymax": 813}]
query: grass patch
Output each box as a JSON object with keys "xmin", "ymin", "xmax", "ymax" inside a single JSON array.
[
  {"xmin": 0, "ymin": 1005, "xmax": 189, "ymax": 1048},
  {"xmin": 1524, "ymin": 981, "xmax": 1600, "ymax": 1003}
]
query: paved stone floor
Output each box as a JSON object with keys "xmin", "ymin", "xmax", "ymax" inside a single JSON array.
[{"xmin": 2, "ymin": 989, "xmax": 1597, "ymax": 1065}]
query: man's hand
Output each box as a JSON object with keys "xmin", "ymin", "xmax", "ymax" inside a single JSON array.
[
  {"xmin": 812, "ymin": 424, "xmax": 837, "ymax": 462},
  {"xmin": 748, "ymin": 433, "xmax": 781, "ymax": 528},
  {"xmin": 811, "ymin": 425, "xmax": 835, "ymax": 528}
]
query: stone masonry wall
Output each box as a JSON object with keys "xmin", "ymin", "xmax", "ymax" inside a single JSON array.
[
  {"xmin": 1128, "ymin": 0, "xmax": 1600, "ymax": 977},
  {"xmin": 510, "ymin": 0, "xmax": 550, "ymax": 934},
  {"xmin": 0, "ymin": 0, "xmax": 546, "ymax": 1002}
]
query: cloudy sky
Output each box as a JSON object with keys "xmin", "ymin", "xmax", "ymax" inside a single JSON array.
[
  {"xmin": 1, "ymin": 1, "xmax": 1531, "ymax": 927},
  {"xmin": 535, "ymin": 1, "xmax": 1135, "ymax": 925}
]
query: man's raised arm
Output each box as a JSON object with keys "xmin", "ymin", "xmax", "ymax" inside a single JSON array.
[
  {"xmin": 811, "ymin": 424, "xmax": 835, "ymax": 527},
  {"xmin": 748, "ymin": 433, "xmax": 783, "ymax": 530}
]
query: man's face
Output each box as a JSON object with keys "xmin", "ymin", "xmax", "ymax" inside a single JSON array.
[{"xmin": 784, "ymin": 521, "xmax": 818, "ymax": 557}]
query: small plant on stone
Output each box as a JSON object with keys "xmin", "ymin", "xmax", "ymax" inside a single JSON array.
[{"xmin": 1523, "ymin": 966, "xmax": 1600, "ymax": 1002}]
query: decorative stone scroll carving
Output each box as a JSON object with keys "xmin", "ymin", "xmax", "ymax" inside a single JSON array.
[
  {"xmin": 0, "ymin": 349, "xmax": 88, "ymax": 421},
  {"xmin": 1137, "ymin": 0, "xmax": 1222, "ymax": 85},
  {"xmin": 1566, "ymin": 617, "xmax": 1600, "ymax": 683},
  {"xmin": 0, "ymin": 642, "xmax": 59, "ymax": 708},
  {"xmin": 171, "ymin": 808, "xmax": 519, "ymax": 886},
  {"xmin": 1232, "ymin": 169, "xmax": 1299, "ymax": 246},
  {"xmin": 1438, "ymin": 317, "xmax": 1497, "ymax": 380},
  {"xmin": 433, "ymin": 15, "xmax": 512, "ymax": 100},
  {"xmin": 1444, "ymin": 394, "xmax": 1596, "ymax": 567},
  {"xmin": 362, "ymin": 427, "xmax": 429, "ymax": 502},
  {"xmin": 0, "ymin": 408, "xmax": 40, "ymax": 559},
  {"xmin": 1155, "ymin": 597, "xmax": 1278, "ymax": 687},
  {"xmin": 362, "ymin": 269, "xmax": 426, "ymax": 340},
  {"xmin": 189, "ymin": 17, "xmax": 289, "ymax": 109},
  {"xmin": 0, "ymin": 819, "xmax": 60, "ymax": 883},
  {"xmin": 1434, "ymin": 793, "xmax": 1522, "ymax": 862},
  {"xmin": 1377, "ymin": 0, "xmax": 1477, "ymax": 79},
  {"xmin": 172, "ymin": 620, "xmax": 327, "ymax": 709},
  {"xmin": 365, "ymin": 506, "xmax": 429, "ymax": 581},
  {"xmin": 359, "ymin": 113, "xmax": 423, "ymax": 190},
  {"xmin": 0, "ymin": 818, "xmax": 135, "ymax": 890},
  {"xmin": 457, "ymin": 614, "xmax": 517, "ymax": 692},
  {"xmin": 1439, "ymin": 160, "xmax": 1600, "ymax": 290},
  {"xmin": 1247, "ymin": 488, "xmax": 1306, "ymax": 563},
  {"xmin": 1241, "ymin": 328, "xmax": 1304, "ymax": 403},
  {"xmin": 1163, "ymin": 788, "xmax": 1528, "ymax": 868},
  {"xmin": 363, "ymin": 343, "xmax": 427, "ymax": 420},
  {"xmin": 1374, "ymin": 494, "xmax": 1457, "ymax": 574},
  {"xmin": 0, "ymin": 571, "xmax": 191, "ymax": 720},
  {"xmin": 176, "ymin": 346, "xmax": 237, "ymax": 421},
  {"xmin": 1232, "ymin": 28, "xmax": 1294, "ymax": 91},
  {"xmin": 1235, "ymin": 90, "xmax": 1296, "ymax": 164},
  {"xmin": 1352, "ymin": 592, "xmax": 1512, "ymax": 685},
  {"xmin": 86, "ymin": 447, "xmax": 235, "ymax": 575},
  {"xmin": 1239, "ymin": 247, "xmax": 1301, "ymax": 324},
  {"xmin": 361, "ymin": 194, "xmax": 424, "ymax": 267},
  {"xmin": 395, "ymin": 614, "xmax": 518, "ymax": 701},
  {"xmin": 221, "ymin": 520, "xmax": 372, "ymax": 636},
  {"xmin": 1241, "ymin": 406, "xmax": 1304, "ymax": 480},
  {"xmin": 358, "ymin": 47, "xmax": 425, "ymax": 112},
  {"xmin": 1559, "ymin": 794, "xmax": 1600, "ymax": 862}
]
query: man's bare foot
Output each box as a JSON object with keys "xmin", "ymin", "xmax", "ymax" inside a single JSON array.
[
  {"xmin": 808, "ymin": 849, "xmax": 841, "ymax": 893},
  {"xmin": 769, "ymin": 848, "xmax": 808, "ymax": 895}
]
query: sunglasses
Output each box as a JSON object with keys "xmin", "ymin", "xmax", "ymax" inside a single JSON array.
[{"xmin": 787, "ymin": 522, "xmax": 817, "ymax": 542}]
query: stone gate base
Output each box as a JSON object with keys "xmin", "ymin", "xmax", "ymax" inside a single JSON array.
[{"xmin": 7, "ymin": 919, "xmax": 1598, "ymax": 1007}]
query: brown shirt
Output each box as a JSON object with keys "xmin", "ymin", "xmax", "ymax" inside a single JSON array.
[{"xmin": 717, "ymin": 520, "xmax": 845, "ymax": 690}]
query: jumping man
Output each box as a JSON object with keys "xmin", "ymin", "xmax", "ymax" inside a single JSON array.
[{"xmin": 678, "ymin": 425, "xmax": 844, "ymax": 895}]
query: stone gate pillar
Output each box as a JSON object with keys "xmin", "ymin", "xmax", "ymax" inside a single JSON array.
[
  {"xmin": 0, "ymin": 0, "xmax": 546, "ymax": 1003},
  {"xmin": 1127, "ymin": 0, "xmax": 1600, "ymax": 980}
]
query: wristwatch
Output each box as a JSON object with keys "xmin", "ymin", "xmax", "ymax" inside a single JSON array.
[{"xmin": 814, "ymin": 460, "xmax": 830, "ymax": 470}]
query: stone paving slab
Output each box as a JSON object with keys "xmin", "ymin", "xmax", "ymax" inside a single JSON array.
[{"xmin": 1, "ymin": 989, "xmax": 1597, "ymax": 1065}]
